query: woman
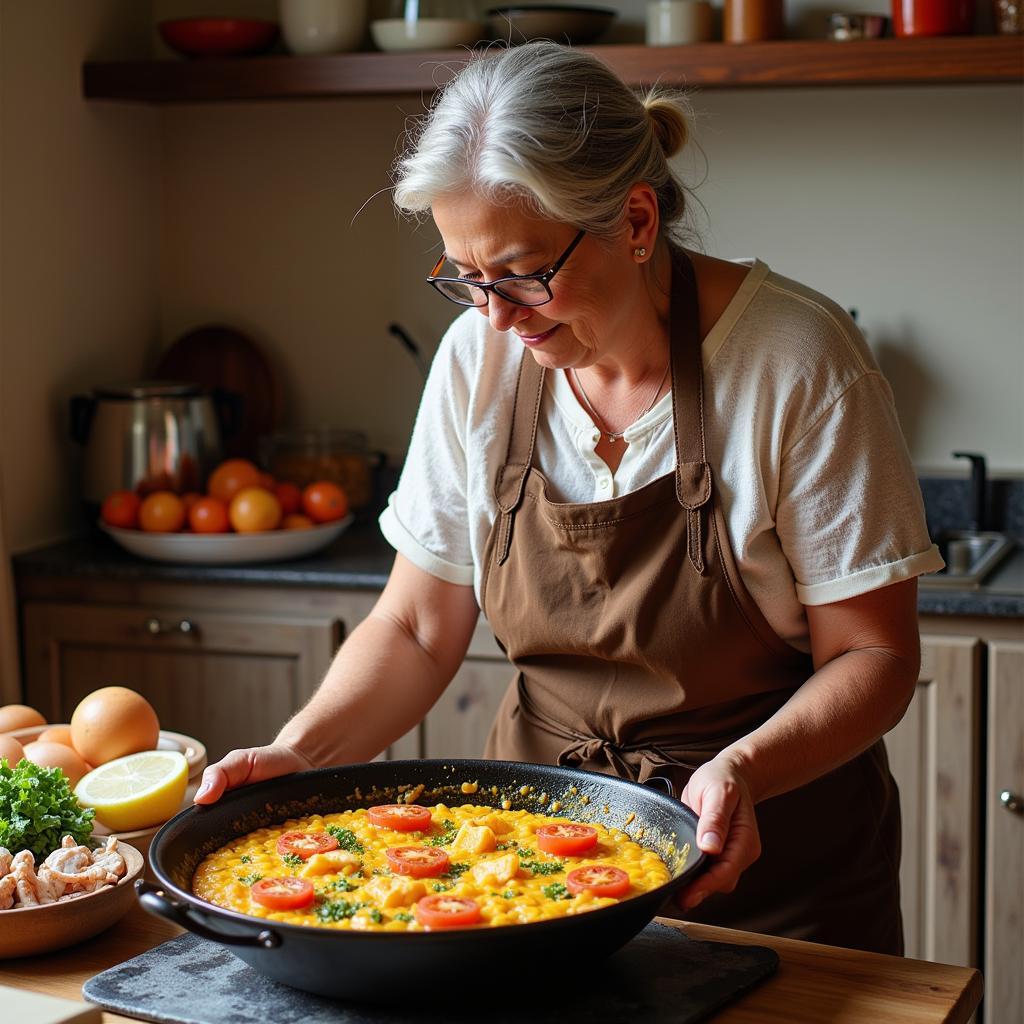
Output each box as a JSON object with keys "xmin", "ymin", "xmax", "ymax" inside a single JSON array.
[{"xmin": 194, "ymin": 42, "xmax": 942, "ymax": 953}]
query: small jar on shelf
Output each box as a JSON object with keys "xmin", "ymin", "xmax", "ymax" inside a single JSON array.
[{"xmin": 370, "ymin": 0, "xmax": 485, "ymax": 51}]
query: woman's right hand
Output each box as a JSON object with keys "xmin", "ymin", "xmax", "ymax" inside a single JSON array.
[{"xmin": 192, "ymin": 743, "xmax": 316, "ymax": 805}]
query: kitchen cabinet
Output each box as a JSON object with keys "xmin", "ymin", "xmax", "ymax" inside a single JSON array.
[{"xmin": 82, "ymin": 37, "xmax": 1023, "ymax": 102}]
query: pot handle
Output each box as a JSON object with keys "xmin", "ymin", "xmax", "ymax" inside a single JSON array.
[
  {"xmin": 135, "ymin": 880, "xmax": 281, "ymax": 949},
  {"xmin": 69, "ymin": 395, "xmax": 95, "ymax": 444},
  {"xmin": 643, "ymin": 775, "xmax": 676, "ymax": 799}
]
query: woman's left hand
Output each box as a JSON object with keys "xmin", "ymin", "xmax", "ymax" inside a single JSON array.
[{"xmin": 677, "ymin": 753, "xmax": 761, "ymax": 911}]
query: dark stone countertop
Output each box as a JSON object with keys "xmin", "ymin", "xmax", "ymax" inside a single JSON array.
[{"xmin": 13, "ymin": 520, "xmax": 1023, "ymax": 618}]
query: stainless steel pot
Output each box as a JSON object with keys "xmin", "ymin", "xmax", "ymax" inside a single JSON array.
[{"xmin": 70, "ymin": 381, "xmax": 238, "ymax": 505}]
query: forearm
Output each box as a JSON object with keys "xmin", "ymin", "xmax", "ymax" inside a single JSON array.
[
  {"xmin": 274, "ymin": 610, "xmax": 453, "ymax": 767},
  {"xmin": 723, "ymin": 645, "xmax": 918, "ymax": 805}
]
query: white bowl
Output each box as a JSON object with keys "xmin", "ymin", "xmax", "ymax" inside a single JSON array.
[
  {"xmin": 370, "ymin": 17, "xmax": 485, "ymax": 51},
  {"xmin": 99, "ymin": 515, "xmax": 353, "ymax": 565}
]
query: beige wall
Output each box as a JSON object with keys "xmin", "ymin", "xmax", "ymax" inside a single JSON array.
[{"xmin": 1, "ymin": 1, "xmax": 160, "ymax": 554}]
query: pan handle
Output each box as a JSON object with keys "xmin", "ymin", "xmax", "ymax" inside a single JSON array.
[
  {"xmin": 135, "ymin": 880, "xmax": 281, "ymax": 949},
  {"xmin": 643, "ymin": 775, "xmax": 676, "ymax": 799}
]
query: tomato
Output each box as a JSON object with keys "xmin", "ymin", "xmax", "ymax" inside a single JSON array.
[
  {"xmin": 181, "ymin": 491, "xmax": 202, "ymax": 513},
  {"xmin": 207, "ymin": 458, "xmax": 263, "ymax": 504},
  {"xmin": 535, "ymin": 824, "xmax": 598, "ymax": 856},
  {"xmin": 100, "ymin": 490, "xmax": 140, "ymax": 529},
  {"xmin": 259, "ymin": 472, "xmax": 277, "ymax": 491},
  {"xmin": 229, "ymin": 487, "xmax": 282, "ymax": 532},
  {"xmin": 367, "ymin": 804, "xmax": 434, "ymax": 832},
  {"xmin": 302, "ymin": 481, "xmax": 349, "ymax": 524},
  {"xmin": 385, "ymin": 846, "xmax": 450, "ymax": 878},
  {"xmin": 275, "ymin": 831, "xmax": 339, "ymax": 860},
  {"xmin": 188, "ymin": 496, "xmax": 230, "ymax": 534},
  {"xmin": 275, "ymin": 481, "xmax": 303, "ymax": 516},
  {"xmin": 281, "ymin": 513, "xmax": 314, "ymax": 530},
  {"xmin": 250, "ymin": 877, "xmax": 315, "ymax": 910},
  {"xmin": 138, "ymin": 491, "xmax": 186, "ymax": 533},
  {"xmin": 565, "ymin": 865, "xmax": 631, "ymax": 898},
  {"xmin": 414, "ymin": 894, "xmax": 481, "ymax": 929}
]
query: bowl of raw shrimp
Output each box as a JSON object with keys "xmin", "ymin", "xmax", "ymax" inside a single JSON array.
[{"xmin": 0, "ymin": 836, "xmax": 144, "ymax": 957}]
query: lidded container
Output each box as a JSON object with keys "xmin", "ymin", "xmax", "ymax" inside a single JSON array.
[{"xmin": 261, "ymin": 429, "xmax": 384, "ymax": 511}]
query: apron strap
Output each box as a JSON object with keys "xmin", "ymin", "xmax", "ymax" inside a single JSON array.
[
  {"xmin": 670, "ymin": 249, "xmax": 712, "ymax": 575},
  {"xmin": 494, "ymin": 351, "xmax": 545, "ymax": 565}
]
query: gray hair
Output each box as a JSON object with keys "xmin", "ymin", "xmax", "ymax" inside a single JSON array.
[{"xmin": 392, "ymin": 41, "xmax": 693, "ymax": 240}]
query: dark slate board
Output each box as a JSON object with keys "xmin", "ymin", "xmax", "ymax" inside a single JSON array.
[{"xmin": 82, "ymin": 922, "xmax": 778, "ymax": 1024}]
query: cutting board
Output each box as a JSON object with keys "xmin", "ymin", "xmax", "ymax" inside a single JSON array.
[
  {"xmin": 83, "ymin": 921, "xmax": 778, "ymax": 1023},
  {"xmin": 0, "ymin": 983, "xmax": 101, "ymax": 1024}
]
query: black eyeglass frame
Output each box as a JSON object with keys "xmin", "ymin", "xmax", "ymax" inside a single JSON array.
[{"xmin": 426, "ymin": 228, "xmax": 587, "ymax": 308}]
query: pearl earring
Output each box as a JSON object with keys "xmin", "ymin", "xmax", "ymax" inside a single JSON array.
[{"xmin": 634, "ymin": 247, "xmax": 647, "ymax": 258}]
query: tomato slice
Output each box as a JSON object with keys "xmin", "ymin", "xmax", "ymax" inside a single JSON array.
[
  {"xmin": 367, "ymin": 804, "xmax": 434, "ymax": 832},
  {"xmin": 535, "ymin": 823, "xmax": 599, "ymax": 856},
  {"xmin": 565, "ymin": 865, "xmax": 631, "ymax": 898},
  {"xmin": 250, "ymin": 877, "xmax": 315, "ymax": 910},
  {"xmin": 385, "ymin": 846, "xmax": 450, "ymax": 878},
  {"xmin": 275, "ymin": 831, "xmax": 339, "ymax": 860},
  {"xmin": 414, "ymin": 894, "xmax": 482, "ymax": 929}
]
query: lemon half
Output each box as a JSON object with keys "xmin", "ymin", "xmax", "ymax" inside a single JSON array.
[{"xmin": 75, "ymin": 749, "xmax": 188, "ymax": 831}]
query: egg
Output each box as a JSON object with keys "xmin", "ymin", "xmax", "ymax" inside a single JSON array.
[
  {"xmin": 0, "ymin": 704, "xmax": 46, "ymax": 732},
  {"xmin": 70, "ymin": 687, "xmax": 160, "ymax": 767},
  {"xmin": 0, "ymin": 733, "xmax": 25, "ymax": 767},
  {"xmin": 21, "ymin": 740, "xmax": 90, "ymax": 787},
  {"xmin": 37, "ymin": 724, "xmax": 74, "ymax": 746}
]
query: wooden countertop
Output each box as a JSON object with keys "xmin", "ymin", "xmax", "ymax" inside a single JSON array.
[{"xmin": 0, "ymin": 904, "xmax": 982, "ymax": 1023}]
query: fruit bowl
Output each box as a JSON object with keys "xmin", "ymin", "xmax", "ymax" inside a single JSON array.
[
  {"xmin": 99, "ymin": 515, "xmax": 353, "ymax": 566},
  {"xmin": 0, "ymin": 841, "xmax": 144, "ymax": 958},
  {"xmin": 158, "ymin": 18, "xmax": 279, "ymax": 58}
]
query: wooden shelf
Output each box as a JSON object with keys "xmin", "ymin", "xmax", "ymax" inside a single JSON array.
[{"xmin": 83, "ymin": 36, "xmax": 1023, "ymax": 102}]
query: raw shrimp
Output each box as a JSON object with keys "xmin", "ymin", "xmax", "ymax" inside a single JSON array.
[
  {"xmin": 90, "ymin": 836, "xmax": 126, "ymax": 880},
  {"xmin": 0, "ymin": 871, "xmax": 15, "ymax": 910},
  {"xmin": 0, "ymin": 847, "xmax": 12, "ymax": 876},
  {"xmin": 10, "ymin": 851, "xmax": 40, "ymax": 907}
]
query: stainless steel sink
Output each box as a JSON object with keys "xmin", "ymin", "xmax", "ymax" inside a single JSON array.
[{"xmin": 920, "ymin": 530, "xmax": 1016, "ymax": 589}]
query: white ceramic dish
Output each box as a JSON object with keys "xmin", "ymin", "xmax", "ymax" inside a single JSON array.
[
  {"xmin": 99, "ymin": 515, "xmax": 353, "ymax": 565},
  {"xmin": 370, "ymin": 17, "xmax": 484, "ymax": 51}
]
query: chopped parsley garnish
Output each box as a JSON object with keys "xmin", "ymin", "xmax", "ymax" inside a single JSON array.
[
  {"xmin": 368, "ymin": 908, "xmax": 384, "ymax": 924},
  {"xmin": 394, "ymin": 911, "xmax": 414, "ymax": 923},
  {"xmin": 371, "ymin": 867, "xmax": 392, "ymax": 876},
  {"xmin": 281, "ymin": 853, "xmax": 304, "ymax": 869},
  {"xmin": 521, "ymin": 859, "xmax": 564, "ymax": 876},
  {"xmin": 441, "ymin": 862, "xmax": 470, "ymax": 880},
  {"xmin": 321, "ymin": 877, "xmax": 357, "ymax": 893},
  {"xmin": 426, "ymin": 819, "xmax": 458, "ymax": 847},
  {"xmin": 315, "ymin": 898, "xmax": 367, "ymax": 922},
  {"xmin": 325, "ymin": 826, "xmax": 365, "ymax": 854},
  {"xmin": 542, "ymin": 882, "xmax": 574, "ymax": 901},
  {"xmin": 237, "ymin": 873, "xmax": 263, "ymax": 886},
  {"xmin": 516, "ymin": 847, "xmax": 535, "ymax": 858},
  {"xmin": 239, "ymin": 854, "xmax": 252, "ymax": 864},
  {"xmin": 432, "ymin": 882, "xmax": 453, "ymax": 893},
  {"xmin": 502, "ymin": 889, "xmax": 517, "ymax": 899},
  {"xmin": 496, "ymin": 840, "xmax": 519, "ymax": 851}
]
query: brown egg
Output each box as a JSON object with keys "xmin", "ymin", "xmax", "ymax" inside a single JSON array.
[
  {"xmin": 37, "ymin": 724, "xmax": 74, "ymax": 746},
  {"xmin": 70, "ymin": 686, "xmax": 160, "ymax": 766},
  {"xmin": 0, "ymin": 733, "xmax": 25, "ymax": 767},
  {"xmin": 22, "ymin": 740, "xmax": 90, "ymax": 787},
  {"xmin": 0, "ymin": 704, "xmax": 46, "ymax": 732}
]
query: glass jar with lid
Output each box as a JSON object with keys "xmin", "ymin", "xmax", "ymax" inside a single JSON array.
[
  {"xmin": 370, "ymin": 0, "xmax": 484, "ymax": 50},
  {"xmin": 260, "ymin": 429, "xmax": 385, "ymax": 512}
]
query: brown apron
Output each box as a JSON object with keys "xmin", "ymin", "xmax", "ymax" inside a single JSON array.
[{"xmin": 479, "ymin": 249, "xmax": 903, "ymax": 954}]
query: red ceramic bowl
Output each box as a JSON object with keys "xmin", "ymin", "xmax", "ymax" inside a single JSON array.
[{"xmin": 158, "ymin": 18, "xmax": 279, "ymax": 58}]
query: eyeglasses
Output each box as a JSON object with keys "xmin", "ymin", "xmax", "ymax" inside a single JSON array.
[{"xmin": 426, "ymin": 229, "xmax": 586, "ymax": 308}]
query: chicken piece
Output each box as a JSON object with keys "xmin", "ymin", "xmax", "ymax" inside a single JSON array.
[
  {"xmin": 44, "ymin": 836, "xmax": 92, "ymax": 877},
  {"xmin": 11, "ymin": 850, "xmax": 40, "ymax": 907},
  {"xmin": 450, "ymin": 823, "xmax": 497, "ymax": 856},
  {"xmin": 301, "ymin": 850, "xmax": 362, "ymax": 878},
  {"xmin": 470, "ymin": 813, "xmax": 513, "ymax": 837},
  {"xmin": 0, "ymin": 847, "xmax": 12, "ymax": 877},
  {"xmin": 51, "ymin": 861, "xmax": 119, "ymax": 893},
  {"xmin": 90, "ymin": 836, "xmax": 127, "ymax": 880},
  {"xmin": 0, "ymin": 872, "xmax": 16, "ymax": 910},
  {"xmin": 470, "ymin": 852, "xmax": 520, "ymax": 888},
  {"xmin": 360, "ymin": 874, "xmax": 426, "ymax": 909},
  {"xmin": 35, "ymin": 863, "xmax": 68, "ymax": 904}
]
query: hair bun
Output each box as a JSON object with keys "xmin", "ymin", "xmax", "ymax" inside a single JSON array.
[{"xmin": 643, "ymin": 93, "xmax": 690, "ymax": 159}]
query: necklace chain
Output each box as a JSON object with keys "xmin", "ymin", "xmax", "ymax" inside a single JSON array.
[{"xmin": 572, "ymin": 362, "xmax": 671, "ymax": 444}]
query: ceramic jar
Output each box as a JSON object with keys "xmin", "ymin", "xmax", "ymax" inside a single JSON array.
[{"xmin": 280, "ymin": 0, "xmax": 368, "ymax": 55}]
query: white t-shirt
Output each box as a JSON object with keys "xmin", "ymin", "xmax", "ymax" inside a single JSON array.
[{"xmin": 380, "ymin": 259, "xmax": 943, "ymax": 652}]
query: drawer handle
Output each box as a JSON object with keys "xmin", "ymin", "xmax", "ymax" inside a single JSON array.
[
  {"xmin": 144, "ymin": 617, "xmax": 196, "ymax": 636},
  {"xmin": 999, "ymin": 790, "xmax": 1023, "ymax": 814}
]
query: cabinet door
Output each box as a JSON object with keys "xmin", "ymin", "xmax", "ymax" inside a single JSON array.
[
  {"xmin": 986, "ymin": 640, "xmax": 1024, "ymax": 1024},
  {"xmin": 23, "ymin": 602, "xmax": 341, "ymax": 763},
  {"xmin": 885, "ymin": 634, "xmax": 981, "ymax": 967}
]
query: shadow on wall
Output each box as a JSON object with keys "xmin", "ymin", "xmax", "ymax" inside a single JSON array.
[{"xmin": 871, "ymin": 325, "xmax": 941, "ymax": 457}]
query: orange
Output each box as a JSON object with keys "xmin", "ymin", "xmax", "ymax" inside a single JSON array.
[
  {"xmin": 229, "ymin": 487, "xmax": 282, "ymax": 533},
  {"xmin": 302, "ymin": 481, "xmax": 349, "ymax": 524},
  {"xmin": 101, "ymin": 490, "xmax": 141, "ymax": 530},
  {"xmin": 260, "ymin": 472, "xmax": 277, "ymax": 491},
  {"xmin": 207, "ymin": 458, "xmax": 262, "ymax": 504},
  {"xmin": 181, "ymin": 491, "xmax": 202, "ymax": 513},
  {"xmin": 189, "ymin": 496, "xmax": 230, "ymax": 534},
  {"xmin": 139, "ymin": 491, "xmax": 186, "ymax": 533},
  {"xmin": 281, "ymin": 513, "xmax": 314, "ymax": 530}
]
